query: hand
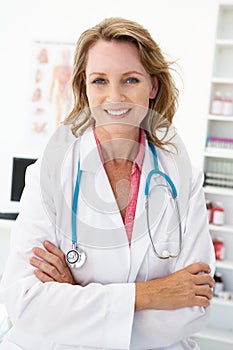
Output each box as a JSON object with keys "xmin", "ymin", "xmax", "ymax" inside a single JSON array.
[
  {"xmin": 30, "ymin": 240, "xmax": 76, "ymax": 285},
  {"xmin": 135, "ymin": 262, "xmax": 215, "ymax": 311}
]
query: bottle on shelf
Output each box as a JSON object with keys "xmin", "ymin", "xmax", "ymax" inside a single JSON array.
[
  {"xmin": 210, "ymin": 91, "xmax": 223, "ymax": 115},
  {"xmin": 206, "ymin": 136, "xmax": 233, "ymax": 149},
  {"xmin": 212, "ymin": 201, "xmax": 225, "ymax": 225},
  {"xmin": 213, "ymin": 271, "xmax": 224, "ymax": 297},
  {"xmin": 206, "ymin": 200, "xmax": 213, "ymax": 223},
  {"xmin": 206, "ymin": 201, "xmax": 225, "ymax": 224},
  {"xmin": 213, "ymin": 237, "xmax": 225, "ymax": 260},
  {"xmin": 222, "ymin": 92, "xmax": 233, "ymax": 116}
]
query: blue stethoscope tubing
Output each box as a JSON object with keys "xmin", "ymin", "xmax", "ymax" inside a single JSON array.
[
  {"xmin": 66, "ymin": 142, "xmax": 182, "ymax": 268},
  {"xmin": 66, "ymin": 159, "xmax": 87, "ymax": 268},
  {"xmin": 145, "ymin": 143, "xmax": 182, "ymax": 259},
  {"xmin": 72, "ymin": 158, "xmax": 81, "ymax": 246}
]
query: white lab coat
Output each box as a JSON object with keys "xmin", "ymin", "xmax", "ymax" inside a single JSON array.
[{"xmin": 0, "ymin": 126, "xmax": 215, "ymax": 350}]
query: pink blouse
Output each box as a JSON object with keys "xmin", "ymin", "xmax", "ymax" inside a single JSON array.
[{"xmin": 94, "ymin": 129, "xmax": 145, "ymax": 243}]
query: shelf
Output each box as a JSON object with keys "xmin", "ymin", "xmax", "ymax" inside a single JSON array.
[
  {"xmin": 194, "ymin": 327, "xmax": 233, "ymax": 344},
  {"xmin": 216, "ymin": 39, "xmax": 233, "ymax": 46},
  {"xmin": 204, "ymin": 186, "xmax": 233, "ymax": 196},
  {"xmin": 216, "ymin": 259, "xmax": 233, "ymax": 270},
  {"xmin": 208, "ymin": 115, "xmax": 233, "ymax": 122},
  {"xmin": 204, "ymin": 149, "xmax": 233, "ymax": 159},
  {"xmin": 212, "ymin": 77, "xmax": 233, "ymax": 84},
  {"xmin": 210, "ymin": 223, "xmax": 233, "ymax": 233},
  {"xmin": 212, "ymin": 297, "xmax": 233, "ymax": 307}
]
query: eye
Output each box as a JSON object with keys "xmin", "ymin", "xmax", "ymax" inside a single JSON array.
[
  {"xmin": 126, "ymin": 77, "xmax": 139, "ymax": 84},
  {"xmin": 92, "ymin": 78, "xmax": 106, "ymax": 85}
]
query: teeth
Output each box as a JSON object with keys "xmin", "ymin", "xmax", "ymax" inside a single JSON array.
[{"xmin": 106, "ymin": 109, "xmax": 129, "ymax": 116}]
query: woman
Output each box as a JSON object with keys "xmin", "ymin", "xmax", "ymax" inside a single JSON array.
[{"xmin": 0, "ymin": 17, "xmax": 215, "ymax": 349}]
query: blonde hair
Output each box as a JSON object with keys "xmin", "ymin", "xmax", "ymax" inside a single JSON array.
[{"xmin": 64, "ymin": 17, "xmax": 179, "ymax": 149}]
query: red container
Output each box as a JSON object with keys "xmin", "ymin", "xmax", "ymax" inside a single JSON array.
[{"xmin": 213, "ymin": 239, "xmax": 225, "ymax": 260}]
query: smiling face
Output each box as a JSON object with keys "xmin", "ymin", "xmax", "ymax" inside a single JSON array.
[{"xmin": 85, "ymin": 39, "xmax": 158, "ymax": 139}]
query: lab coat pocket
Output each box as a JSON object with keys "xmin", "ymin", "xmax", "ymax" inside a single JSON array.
[{"xmin": 0, "ymin": 340, "xmax": 24, "ymax": 349}]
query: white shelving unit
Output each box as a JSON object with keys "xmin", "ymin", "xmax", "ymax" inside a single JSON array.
[{"xmin": 193, "ymin": 2, "xmax": 233, "ymax": 349}]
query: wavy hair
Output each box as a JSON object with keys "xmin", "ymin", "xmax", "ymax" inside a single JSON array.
[{"xmin": 64, "ymin": 17, "xmax": 179, "ymax": 149}]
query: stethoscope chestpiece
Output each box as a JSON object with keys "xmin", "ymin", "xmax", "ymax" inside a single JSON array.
[
  {"xmin": 161, "ymin": 250, "xmax": 170, "ymax": 259},
  {"xmin": 66, "ymin": 245, "xmax": 86, "ymax": 269}
]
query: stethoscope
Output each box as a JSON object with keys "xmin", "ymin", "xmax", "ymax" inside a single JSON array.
[
  {"xmin": 145, "ymin": 143, "xmax": 182, "ymax": 259},
  {"xmin": 66, "ymin": 142, "xmax": 182, "ymax": 268}
]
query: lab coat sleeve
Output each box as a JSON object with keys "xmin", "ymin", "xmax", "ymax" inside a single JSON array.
[
  {"xmin": 130, "ymin": 167, "xmax": 216, "ymax": 349},
  {"xmin": 0, "ymin": 159, "xmax": 135, "ymax": 349}
]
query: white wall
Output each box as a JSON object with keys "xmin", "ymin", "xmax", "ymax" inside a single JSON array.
[{"xmin": 0, "ymin": 0, "xmax": 219, "ymax": 209}]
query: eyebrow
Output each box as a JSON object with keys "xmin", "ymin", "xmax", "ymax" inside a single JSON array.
[{"xmin": 88, "ymin": 71, "xmax": 145, "ymax": 77}]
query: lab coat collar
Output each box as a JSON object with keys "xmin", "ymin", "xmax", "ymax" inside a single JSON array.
[{"xmin": 79, "ymin": 128, "xmax": 102, "ymax": 172}]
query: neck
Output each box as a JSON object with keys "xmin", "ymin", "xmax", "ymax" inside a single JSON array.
[{"xmin": 94, "ymin": 126, "xmax": 141, "ymax": 163}]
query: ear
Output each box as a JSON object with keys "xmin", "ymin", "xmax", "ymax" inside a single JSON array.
[
  {"xmin": 149, "ymin": 76, "xmax": 159, "ymax": 99},
  {"xmin": 82, "ymin": 71, "xmax": 86, "ymax": 81}
]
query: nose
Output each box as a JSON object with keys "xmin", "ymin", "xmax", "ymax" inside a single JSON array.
[{"xmin": 106, "ymin": 83, "xmax": 125, "ymax": 102}]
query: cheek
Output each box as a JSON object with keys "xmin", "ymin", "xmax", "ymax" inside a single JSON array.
[
  {"xmin": 130, "ymin": 85, "xmax": 153, "ymax": 106},
  {"xmin": 135, "ymin": 94, "xmax": 151, "ymax": 109},
  {"xmin": 86, "ymin": 87, "xmax": 104, "ymax": 107}
]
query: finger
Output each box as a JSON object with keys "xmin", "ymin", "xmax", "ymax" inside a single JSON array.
[
  {"xmin": 34, "ymin": 269, "xmax": 54, "ymax": 283},
  {"xmin": 193, "ymin": 295, "xmax": 211, "ymax": 308},
  {"xmin": 195, "ymin": 285, "xmax": 214, "ymax": 300},
  {"xmin": 33, "ymin": 246, "xmax": 67, "ymax": 275},
  {"xmin": 194, "ymin": 273, "xmax": 215, "ymax": 288},
  {"xmin": 33, "ymin": 247, "xmax": 59, "ymax": 268},
  {"xmin": 185, "ymin": 262, "xmax": 211, "ymax": 275},
  {"xmin": 43, "ymin": 241, "xmax": 69, "ymax": 272},
  {"xmin": 43, "ymin": 241, "xmax": 66, "ymax": 264},
  {"xmin": 30, "ymin": 256, "xmax": 60, "ymax": 281}
]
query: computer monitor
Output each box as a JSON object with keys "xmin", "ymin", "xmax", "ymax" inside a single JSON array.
[{"xmin": 10, "ymin": 157, "xmax": 37, "ymax": 202}]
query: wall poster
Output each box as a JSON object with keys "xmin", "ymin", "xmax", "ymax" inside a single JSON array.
[{"xmin": 29, "ymin": 40, "xmax": 75, "ymax": 145}]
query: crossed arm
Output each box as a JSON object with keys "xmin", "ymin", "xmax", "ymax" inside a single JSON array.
[{"xmin": 30, "ymin": 240, "xmax": 214, "ymax": 312}]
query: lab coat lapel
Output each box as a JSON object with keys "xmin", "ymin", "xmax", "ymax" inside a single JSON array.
[
  {"xmin": 79, "ymin": 129, "xmax": 128, "ymax": 235},
  {"xmin": 128, "ymin": 141, "xmax": 171, "ymax": 282}
]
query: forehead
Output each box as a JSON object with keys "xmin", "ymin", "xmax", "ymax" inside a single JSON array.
[{"xmin": 85, "ymin": 39, "xmax": 146, "ymax": 73}]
